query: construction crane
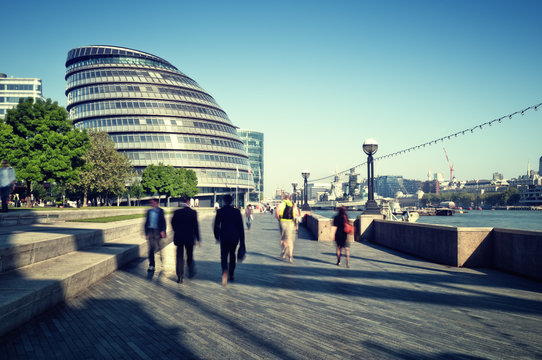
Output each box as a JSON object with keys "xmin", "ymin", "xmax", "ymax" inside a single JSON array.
[{"xmin": 443, "ymin": 148, "xmax": 454, "ymax": 183}]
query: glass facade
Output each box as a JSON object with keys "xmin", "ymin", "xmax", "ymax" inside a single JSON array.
[
  {"xmin": 0, "ymin": 73, "xmax": 44, "ymax": 119},
  {"xmin": 65, "ymin": 46, "xmax": 254, "ymax": 205},
  {"xmin": 237, "ymin": 130, "xmax": 264, "ymax": 201}
]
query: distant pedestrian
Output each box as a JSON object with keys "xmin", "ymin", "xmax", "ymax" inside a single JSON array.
[
  {"xmin": 144, "ymin": 198, "xmax": 166, "ymax": 272},
  {"xmin": 244, "ymin": 204, "xmax": 254, "ymax": 230},
  {"xmin": 171, "ymin": 196, "xmax": 201, "ymax": 283},
  {"xmin": 0, "ymin": 160, "xmax": 16, "ymax": 213},
  {"xmin": 213, "ymin": 194, "xmax": 246, "ymax": 285},
  {"xmin": 276, "ymin": 194, "xmax": 298, "ymax": 263},
  {"xmin": 333, "ymin": 206, "xmax": 351, "ymax": 268}
]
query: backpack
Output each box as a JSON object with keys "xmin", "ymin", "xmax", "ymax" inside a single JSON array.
[{"xmin": 282, "ymin": 203, "xmax": 294, "ymax": 220}]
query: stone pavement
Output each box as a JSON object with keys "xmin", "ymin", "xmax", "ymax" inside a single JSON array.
[{"xmin": 1, "ymin": 213, "xmax": 542, "ymax": 359}]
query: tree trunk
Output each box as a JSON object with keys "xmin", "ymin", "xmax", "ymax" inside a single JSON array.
[
  {"xmin": 82, "ymin": 191, "xmax": 88, "ymax": 207},
  {"xmin": 25, "ymin": 180, "xmax": 31, "ymax": 208}
]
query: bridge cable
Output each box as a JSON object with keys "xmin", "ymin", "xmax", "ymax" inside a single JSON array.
[{"xmin": 309, "ymin": 102, "xmax": 542, "ymax": 183}]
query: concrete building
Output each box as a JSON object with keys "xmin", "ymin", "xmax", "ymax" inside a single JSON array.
[
  {"xmin": 0, "ymin": 73, "xmax": 44, "ymax": 118},
  {"xmin": 65, "ymin": 46, "xmax": 254, "ymax": 206},
  {"xmin": 375, "ymin": 176, "xmax": 421, "ymax": 198},
  {"xmin": 519, "ymin": 185, "xmax": 542, "ymax": 206},
  {"xmin": 238, "ymin": 130, "xmax": 263, "ymax": 202}
]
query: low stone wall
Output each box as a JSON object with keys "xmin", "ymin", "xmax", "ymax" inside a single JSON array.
[
  {"xmin": 304, "ymin": 214, "xmax": 542, "ymax": 281},
  {"xmin": 372, "ymin": 220, "xmax": 493, "ymax": 267},
  {"xmin": 492, "ymin": 228, "xmax": 542, "ymax": 280},
  {"xmin": 0, "ymin": 207, "xmax": 216, "ymax": 226},
  {"xmin": 305, "ymin": 213, "xmax": 354, "ymax": 242}
]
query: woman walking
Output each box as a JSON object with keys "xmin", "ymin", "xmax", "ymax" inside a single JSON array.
[
  {"xmin": 333, "ymin": 206, "xmax": 351, "ymax": 267},
  {"xmin": 244, "ymin": 204, "xmax": 254, "ymax": 230}
]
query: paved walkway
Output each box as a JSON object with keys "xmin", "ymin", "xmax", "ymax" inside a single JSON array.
[{"xmin": 1, "ymin": 213, "xmax": 542, "ymax": 359}]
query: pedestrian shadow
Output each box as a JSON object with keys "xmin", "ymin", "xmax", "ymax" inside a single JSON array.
[
  {"xmin": 320, "ymin": 251, "xmax": 458, "ymax": 274},
  {"xmin": 186, "ymin": 260, "xmax": 542, "ymax": 315},
  {"xmin": 361, "ymin": 339, "xmax": 489, "ymax": 360},
  {"xmin": 0, "ymin": 297, "xmax": 196, "ymax": 359}
]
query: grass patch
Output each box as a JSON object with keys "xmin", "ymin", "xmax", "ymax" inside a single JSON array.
[
  {"xmin": 68, "ymin": 214, "xmax": 146, "ymax": 223},
  {"xmin": 8, "ymin": 206, "xmax": 145, "ymax": 211}
]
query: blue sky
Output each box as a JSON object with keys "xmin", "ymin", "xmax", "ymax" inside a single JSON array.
[{"xmin": 2, "ymin": 0, "xmax": 541, "ymax": 196}]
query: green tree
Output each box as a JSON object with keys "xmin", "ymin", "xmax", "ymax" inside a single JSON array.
[
  {"xmin": 129, "ymin": 179, "xmax": 145, "ymax": 206},
  {"xmin": 141, "ymin": 163, "xmax": 198, "ymax": 206},
  {"xmin": 2, "ymin": 98, "xmax": 90, "ymax": 204},
  {"xmin": 31, "ymin": 182, "xmax": 47, "ymax": 204},
  {"xmin": 76, "ymin": 131, "xmax": 134, "ymax": 206}
]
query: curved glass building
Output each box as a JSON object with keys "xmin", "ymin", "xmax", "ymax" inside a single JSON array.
[{"xmin": 65, "ymin": 45, "xmax": 254, "ymax": 206}]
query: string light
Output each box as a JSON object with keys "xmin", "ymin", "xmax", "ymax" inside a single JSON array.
[{"xmin": 309, "ymin": 102, "xmax": 542, "ymax": 182}]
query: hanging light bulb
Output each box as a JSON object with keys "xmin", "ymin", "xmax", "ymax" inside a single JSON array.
[
  {"xmin": 508, "ymin": 115, "xmax": 512, "ymax": 119},
  {"xmin": 521, "ymin": 111, "xmax": 525, "ymax": 115},
  {"xmin": 535, "ymin": 106, "xmax": 538, "ymax": 111}
]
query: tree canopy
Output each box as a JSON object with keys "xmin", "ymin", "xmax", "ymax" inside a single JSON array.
[
  {"xmin": 76, "ymin": 130, "xmax": 134, "ymax": 205},
  {"xmin": 141, "ymin": 163, "xmax": 198, "ymax": 205},
  {"xmin": 1, "ymin": 98, "xmax": 90, "ymax": 197}
]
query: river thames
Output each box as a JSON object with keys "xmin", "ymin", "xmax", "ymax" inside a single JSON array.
[{"xmin": 314, "ymin": 210, "xmax": 542, "ymax": 231}]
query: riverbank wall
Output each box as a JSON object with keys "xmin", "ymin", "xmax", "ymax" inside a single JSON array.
[{"xmin": 304, "ymin": 214, "xmax": 542, "ymax": 281}]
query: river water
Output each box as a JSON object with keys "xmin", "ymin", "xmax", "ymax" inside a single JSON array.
[{"xmin": 313, "ymin": 210, "xmax": 542, "ymax": 231}]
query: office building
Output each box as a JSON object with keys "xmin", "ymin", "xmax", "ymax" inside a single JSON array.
[
  {"xmin": 65, "ymin": 45, "xmax": 254, "ymax": 206},
  {"xmin": 237, "ymin": 130, "xmax": 263, "ymax": 201},
  {"xmin": 375, "ymin": 176, "xmax": 420, "ymax": 198},
  {"xmin": 0, "ymin": 73, "xmax": 44, "ymax": 118}
]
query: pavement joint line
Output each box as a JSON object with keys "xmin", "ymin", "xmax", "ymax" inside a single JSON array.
[{"xmin": 0, "ymin": 213, "xmax": 541, "ymax": 359}]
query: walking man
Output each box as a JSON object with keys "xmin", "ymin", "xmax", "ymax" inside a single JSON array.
[
  {"xmin": 213, "ymin": 194, "xmax": 245, "ymax": 285},
  {"xmin": 276, "ymin": 194, "xmax": 297, "ymax": 263},
  {"xmin": 144, "ymin": 198, "xmax": 166, "ymax": 272},
  {"xmin": 171, "ymin": 196, "xmax": 201, "ymax": 283},
  {"xmin": 0, "ymin": 160, "xmax": 16, "ymax": 213}
]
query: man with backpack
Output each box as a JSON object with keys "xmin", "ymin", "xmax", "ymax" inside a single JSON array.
[{"xmin": 276, "ymin": 194, "xmax": 297, "ymax": 263}]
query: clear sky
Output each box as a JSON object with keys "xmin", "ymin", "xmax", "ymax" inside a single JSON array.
[{"xmin": 2, "ymin": 0, "xmax": 541, "ymax": 197}]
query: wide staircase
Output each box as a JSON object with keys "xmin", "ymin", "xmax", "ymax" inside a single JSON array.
[{"xmin": 0, "ymin": 209, "xmax": 180, "ymax": 336}]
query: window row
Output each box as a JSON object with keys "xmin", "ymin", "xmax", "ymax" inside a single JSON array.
[
  {"xmin": 73, "ymin": 117, "xmax": 237, "ymax": 137},
  {"xmin": 70, "ymin": 100, "xmax": 228, "ymax": 120},
  {"xmin": 178, "ymin": 135, "xmax": 244, "ymax": 151},
  {"xmin": 193, "ymin": 121, "xmax": 236, "ymax": 135},
  {"xmin": 66, "ymin": 69, "xmax": 199, "ymax": 89},
  {"xmin": 123, "ymin": 150, "xmax": 249, "ymax": 166},
  {"xmin": 67, "ymin": 56, "xmax": 178, "ymax": 72},
  {"xmin": 68, "ymin": 83, "xmax": 216, "ymax": 105},
  {"xmin": 0, "ymin": 84, "xmax": 37, "ymax": 91},
  {"xmin": 0, "ymin": 97, "xmax": 25, "ymax": 103},
  {"xmin": 197, "ymin": 170, "xmax": 253, "ymax": 182},
  {"xmin": 68, "ymin": 47, "xmax": 167, "ymax": 64},
  {"xmin": 111, "ymin": 134, "xmax": 171, "ymax": 144}
]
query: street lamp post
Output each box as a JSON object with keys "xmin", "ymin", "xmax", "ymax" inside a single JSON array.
[
  {"xmin": 291, "ymin": 181, "xmax": 298, "ymax": 204},
  {"xmin": 301, "ymin": 170, "xmax": 311, "ymax": 211},
  {"xmin": 363, "ymin": 139, "xmax": 380, "ymax": 214}
]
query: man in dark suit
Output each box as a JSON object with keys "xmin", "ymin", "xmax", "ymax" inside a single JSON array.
[
  {"xmin": 213, "ymin": 194, "xmax": 245, "ymax": 285},
  {"xmin": 144, "ymin": 198, "xmax": 166, "ymax": 272},
  {"xmin": 171, "ymin": 196, "xmax": 201, "ymax": 283}
]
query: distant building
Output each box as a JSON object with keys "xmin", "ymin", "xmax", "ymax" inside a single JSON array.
[
  {"xmin": 462, "ymin": 179, "xmax": 508, "ymax": 194},
  {"xmin": 539, "ymin": 156, "xmax": 542, "ymax": 175},
  {"xmin": 422, "ymin": 180, "xmax": 439, "ymax": 194},
  {"xmin": 493, "ymin": 172, "xmax": 504, "ymax": 181},
  {"xmin": 0, "ymin": 73, "xmax": 44, "ymax": 118},
  {"xmin": 238, "ymin": 130, "xmax": 264, "ymax": 202},
  {"xmin": 64, "ymin": 45, "xmax": 254, "ymax": 207},
  {"xmin": 519, "ymin": 185, "xmax": 542, "ymax": 206},
  {"xmin": 375, "ymin": 176, "xmax": 421, "ymax": 198}
]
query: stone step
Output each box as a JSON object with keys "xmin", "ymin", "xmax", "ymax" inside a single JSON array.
[
  {"xmin": 0, "ymin": 232, "xmax": 171, "ymax": 337},
  {"xmin": 0, "ymin": 208, "xmax": 149, "ymax": 227},
  {"xmin": 0, "ymin": 219, "xmax": 146, "ymax": 273}
]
